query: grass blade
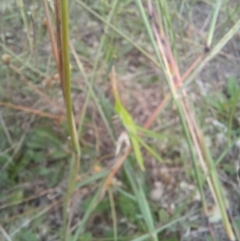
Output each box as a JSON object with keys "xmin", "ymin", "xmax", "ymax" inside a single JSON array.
[
  {"xmin": 206, "ymin": 0, "xmax": 222, "ymax": 49},
  {"xmin": 124, "ymin": 161, "xmax": 158, "ymax": 241}
]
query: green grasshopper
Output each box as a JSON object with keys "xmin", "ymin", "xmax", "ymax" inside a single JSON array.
[{"xmin": 110, "ymin": 65, "xmax": 145, "ymax": 171}]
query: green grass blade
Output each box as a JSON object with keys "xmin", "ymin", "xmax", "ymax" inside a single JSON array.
[
  {"xmin": 135, "ymin": 0, "xmax": 162, "ymax": 65},
  {"xmin": 74, "ymin": 170, "xmax": 108, "ymax": 190},
  {"xmin": 207, "ymin": 0, "xmax": 222, "ymax": 48},
  {"xmin": 130, "ymin": 213, "xmax": 192, "ymax": 241},
  {"xmin": 124, "ymin": 161, "xmax": 158, "ymax": 241},
  {"xmin": 136, "ymin": 126, "xmax": 169, "ymax": 141},
  {"xmin": 108, "ymin": 189, "xmax": 118, "ymax": 241},
  {"xmin": 73, "ymin": 183, "xmax": 103, "ymax": 240},
  {"xmin": 115, "ymin": 188, "xmax": 136, "ymax": 201},
  {"xmin": 156, "ymin": 0, "xmax": 178, "ymax": 63},
  {"xmin": 133, "ymin": 134, "xmax": 163, "ymax": 162}
]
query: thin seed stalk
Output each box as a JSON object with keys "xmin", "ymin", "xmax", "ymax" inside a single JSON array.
[
  {"xmin": 60, "ymin": 0, "xmax": 80, "ymax": 155},
  {"xmin": 58, "ymin": 0, "xmax": 80, "ymax": 240}
]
